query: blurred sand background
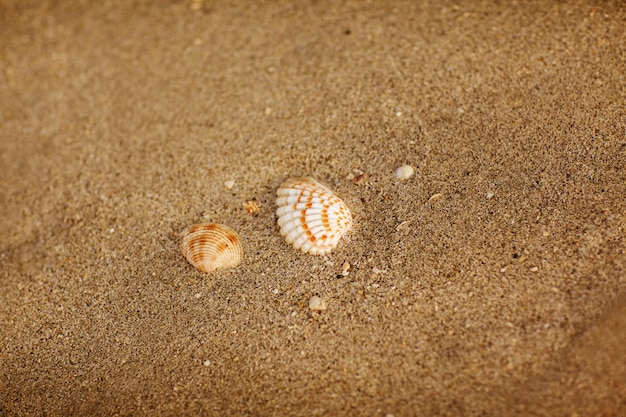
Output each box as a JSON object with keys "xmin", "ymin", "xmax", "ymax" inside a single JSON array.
[{"xmin": 1, "ymin": 1, "xmax": 625, "ymax": 415}]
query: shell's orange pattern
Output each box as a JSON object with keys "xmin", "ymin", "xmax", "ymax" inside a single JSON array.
[
  {"xmin": 180, "ymin": 223, "xmax": 243, "ymax": 273},
  {"xmin": 276, "ymin": 177, "xmax": 353, "ymax": 255}
]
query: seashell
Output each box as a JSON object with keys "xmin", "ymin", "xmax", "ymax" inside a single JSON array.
[
  {"xmin": 244, "ymin": 200, "xmax": 260, "ymax": 215},
  {"xmin": 428, "ymin": 193, "xmax": 443, "ymax": 202},
  {"xmin": 180, "ymin": 223, "xmax": 243, "ymax": 273},
  {"xmin": 276, "ymin": 177, "xmax": 353, "ymax": 255}
]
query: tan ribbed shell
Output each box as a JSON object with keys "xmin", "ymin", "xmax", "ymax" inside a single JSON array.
[
  {"xmin": 276, "ymin": 177, "xmax": 353, "ymax": 255},
  {"xmin": 180, "ymin": 223, "xmax": 243, "ymax": 273}
]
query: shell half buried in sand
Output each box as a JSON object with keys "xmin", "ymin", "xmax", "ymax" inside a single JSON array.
[
  {"xmin": 276, "ymin": 177, "xmax": 353, "ymax": 255},
  {"xmin": 180, "ymin": 223, "xmax": 243, "ymax": 273}
]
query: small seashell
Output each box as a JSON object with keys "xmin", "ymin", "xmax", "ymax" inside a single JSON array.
[
  {"xmin": 396, "ymin": 220, "xmax": 411, "ymax": 231},
  {"xmin": 180, "ymin": 223, "xmax": 243, "ymax": 273},
  {"xmin": 276, "ymin": 177, "xmax": 353, "ymax": 255},
  {"xmin": 244, "ymin": 200, "xmax": 259, "ymax": 215},
  {"xmin": 428, "ymin": 193, "xmax": 443, "ymax": 202},
  {"xmin": 394, "ymin": 164, "xmax": 414, "ymax": 180}
]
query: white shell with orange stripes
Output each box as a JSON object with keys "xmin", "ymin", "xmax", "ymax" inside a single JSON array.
[
  {"xmin": 276, "ymin": 177, "xmax": 352, "ymax": 255},
  {"xmin": 180, "ymin": 223, "xmax": 243, "ymax": 273}
]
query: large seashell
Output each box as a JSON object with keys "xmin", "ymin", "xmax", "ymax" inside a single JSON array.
[
  {"xmin": 276, "ymin": 177, "xmax": 353, "ymax": 255},
  {"xmin": 180, "ymin": 223, "xmax": 243, "ymax": 273}
]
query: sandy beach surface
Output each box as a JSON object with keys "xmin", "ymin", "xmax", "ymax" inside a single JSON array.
[{"xmin": 1, "ymin": 1, "xmax": 625, "ymax": 415}]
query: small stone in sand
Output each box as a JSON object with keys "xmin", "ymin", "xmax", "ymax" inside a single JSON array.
[
  {"xmin": 394, "ymin": 165, "xmax": 414, "ymax": 180},
  {"xmin": 353, "ymin": 173, "xmax": 369, "ymax": 185},
  {"xmin": 224, "ymin": 180, "xmax": 235, "ymax": 190},
  {"xmin": 309, "ymin": 296, "xmax": 327, "ymax": 311},
  {"xmin": 203, "ymin": 359, "xmax": 211, "ymax": 366},
  {"xmin": 341, "ymin": 262, "xmax": 351, "ymax": 276}
]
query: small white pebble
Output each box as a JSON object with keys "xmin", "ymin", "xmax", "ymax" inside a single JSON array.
[
  {"xmin": 372, "ymin": 267, "xmax": 382, "ymax": 274},
  {"xmin": 203, "ymin": 359, "xmax": 211, "ymax": 366},
  {"xmin": 500, "ymin": 267, "xmax": 507, "ymax": 273},
  {"xmin": 486, "ymin": 192, "xmax": 494, "ymax": 199},
  {"xmin": 272, "ymin": 288, "xmax": 279, "ymax": 294},
  {"xmin": 194, "ymin": 293, "xmax": 202, "ymax": 299},
  {"xmin": 530, "ymin": 266, "xmax": 539, "ymax": 272},
  {"xmin": 394, "ymin": 164, "xmax": 415, "ymax": 180},
  {"xmin": 224, "ymin": 180, "xmax": 235, "ymax": 190},
  {"xmin": 341, "ymin": 261, "xmax": 351, "ymax": 276},
  {"xmin": 309, "ymin": 296, "xmax": 327, "ymax": 311},
  {"xmin": 109, "ymin": 228, "xmax": 115, "ymax": 234}
]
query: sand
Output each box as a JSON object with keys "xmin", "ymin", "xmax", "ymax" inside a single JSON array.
[{"xmin": 1, "ymin": 1, "xmax": 625, "ymax": 415}]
